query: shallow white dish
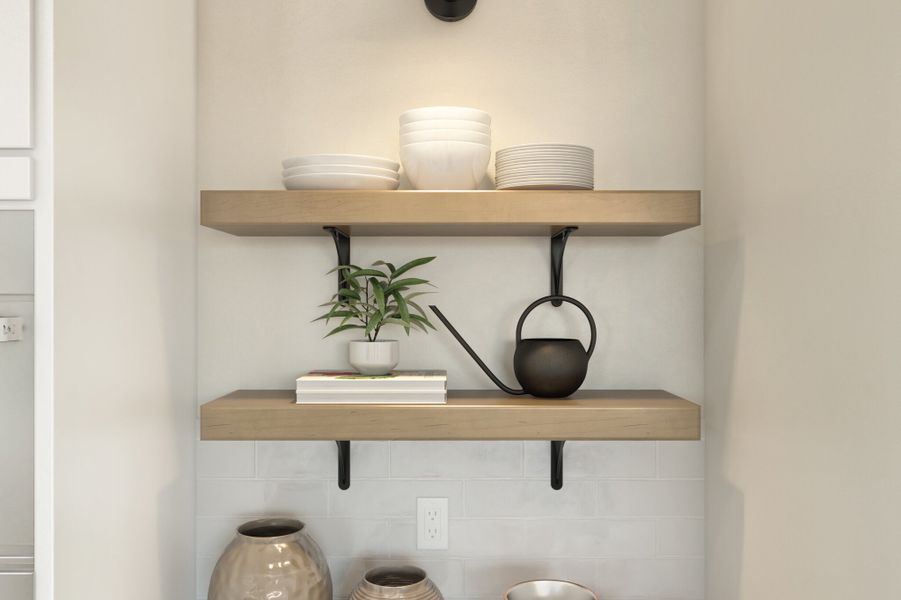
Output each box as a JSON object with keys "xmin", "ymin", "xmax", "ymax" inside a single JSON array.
[
  {"xmin": 497, "ymin": 182, "xmax": 594, "ymax": 190},
  {"xmin": 400, "ymin": 140, "xmax": 491, "ymax": 190},
  {"xmin": 497, "ymin": 143, "xmax": 593, "ymax": 153},
  {"xmin": 283, "ymin": 172, "xmax": 400, "ymax": 190},
  {"xmin": 282, "ymin": 154, "xmax": 399, "ymax": 171},
  {"xmin": 401, "ymin": 119, "xmax": 491, "ymax": 134},
  {"xmin": 401, "ymin": 129, "xmax": 490, "ymax": 145},
  {"xmin": 282, "ymin": 164, "xmax": 399, "ymax": 179},
  {"xmin": 400, "ymin": 106, "xmax": 491, "ymax": 126}
]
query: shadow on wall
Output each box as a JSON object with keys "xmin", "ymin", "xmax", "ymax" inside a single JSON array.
[{"xmin": 706, "ymin": 237, "xmax": 745, "ymax": 598}]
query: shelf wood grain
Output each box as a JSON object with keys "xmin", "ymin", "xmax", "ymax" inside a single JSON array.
[
  {"xmin": 200, "ymin": 389, "xmax": 701, "ymax": 441},
  {"xmin": 201, "ymin": 190, "xmax": 700, "ymax": 236}
]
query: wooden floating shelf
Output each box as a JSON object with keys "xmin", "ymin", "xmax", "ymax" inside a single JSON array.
[
  {"xmin": 201, "ymin": 190, "xmax": 700, "ymax": 237},
  {"xmin": 200, "ymin": 389, "xmax": 701, "ymax": 441}
]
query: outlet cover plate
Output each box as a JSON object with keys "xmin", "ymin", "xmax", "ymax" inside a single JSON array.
[{"xmin": 417, "ymin": 497, "xmax": 449, "ymax": 550}]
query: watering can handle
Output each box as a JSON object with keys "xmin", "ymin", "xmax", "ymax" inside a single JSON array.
[{"xmin": 515, "ymin": 295, "xmax": 597, "ymax": 359}]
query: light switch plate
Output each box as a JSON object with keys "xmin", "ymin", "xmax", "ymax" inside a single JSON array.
[{"xmin": 0, "ymin": 317, "xmax": 24, "ymax": 341}]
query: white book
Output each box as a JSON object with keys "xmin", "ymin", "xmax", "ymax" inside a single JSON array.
[
  {"xmin": 296, "ymin": 370, "xmax": 447, "ymax": 393},
  {"xmin": 295, "ymin": 389, "xmax": 447, "ymax": 404}
]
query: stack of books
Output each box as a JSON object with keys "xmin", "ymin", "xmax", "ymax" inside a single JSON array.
[{"xmin": 295, "ymin": 370, "xmax": 447, "ymax": 404}]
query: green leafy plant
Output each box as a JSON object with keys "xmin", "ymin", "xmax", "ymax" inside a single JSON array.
[{"xmin": 316, "ymin": 256, "xmax": 437, "ymax": 341}]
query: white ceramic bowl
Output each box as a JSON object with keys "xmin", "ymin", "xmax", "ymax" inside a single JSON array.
[
  {"xmin": 282, "ymin": 154, "xmax": 399, "ymax": 171},
  {"xmin": 401, "ymin": 129, "xmax": 490, "ymax": 145},
  {"xmin": 400, "ymin": 106, "xmax": 491, "ymax": 126},
  {"xmin": 400, "ymin": 140, "xmax": 491, "ymax": 190},
  {"xmin": 401, "ymin": 120, "xmax": 490, "ymax": 134},
  {"xmin": 282, "ymin": 164, "xmax": 399, "ymax": 179},
  {"xmin": 283, "ymin": 172, "xmax": 399, "ymax": 190}
]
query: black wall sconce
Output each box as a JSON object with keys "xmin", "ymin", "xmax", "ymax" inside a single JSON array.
[{"xmin": 425, "ymin": 0, "xmax": 477, "ymax": 22}]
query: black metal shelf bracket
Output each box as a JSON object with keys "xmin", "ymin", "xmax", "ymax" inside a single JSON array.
[
  {"xmin": 550, "ymin": 227, "xmax": 578, "ymax": 306},
  {"xmin": 336, "ymin": 441, "xmax": 351, "ymax": 490},
  {"xmin": 551, "ymin": 440, "xmax": 566, "ymax": 490},
  {"xmin": 324, "ymin": 227, "xmax": 351, "ymax": 296}
]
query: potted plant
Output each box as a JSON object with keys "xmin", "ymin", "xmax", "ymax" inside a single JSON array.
[{"xmin": 317, "ymin": 256, "xmax": 436, "ymax": 375}]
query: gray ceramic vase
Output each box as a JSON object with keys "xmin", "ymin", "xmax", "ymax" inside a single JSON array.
[
  {"xmin": 209, "ymin": 517, "xmax": 332, "ymax": 600},
  {"xmin": 351, "ymin": 566, "xmax": 444, "ymax": 600}
]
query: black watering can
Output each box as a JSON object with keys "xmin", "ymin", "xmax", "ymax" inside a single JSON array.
[{"xmin": 429, "ymin": 295, "xmax": 597, "ymax": 398}]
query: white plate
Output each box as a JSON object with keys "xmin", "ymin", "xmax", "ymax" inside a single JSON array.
[
  {"xmin": 496, "ymin": 175, "xmax": 594, "ymax": 185},
  {"xmin": 497, "ymin": 170, "xmax": 594, "ymax": 179},
  {"xmin": 283, "ymin": 164, "xmax": 399, "ymax": 179},
  {"xmin": 400, "ymin": 106, "xmax": 491, "ymax": 126},
  {"xmin": 283, "ymin": 173, "xmax": 400, "ymax": 190},
  {"xmin": 497, "ymin": 156, "xmax": 593, "ymax": 163},
  {"xmin": 401, "ymin": 120, "xmax": 491, "ymax": 134},
  {"xmin": 497, "ymin": 183, "xmax": 594, "ymax": 190},
  {"xmin": 401, "ymin": 129, "xmax": 491, "ymax": 145},
  {"xmin": 497, "ymin": 177, "xmax": 595, "ymax": 186},
  {"xmin": 497, "ymin": 143, "xmax": 593, "ymax": 153},
  {"xmin": 282, "ymin": 154, "xmax": 399, "ymax": 171}
]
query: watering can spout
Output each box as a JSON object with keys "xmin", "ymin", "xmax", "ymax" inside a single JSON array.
[{"xmin": 429, "ymin": 305, "xmax": 526, "ymax": 395}]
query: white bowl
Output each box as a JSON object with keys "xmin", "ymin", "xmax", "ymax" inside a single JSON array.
[
  {"xmin": 400, "ymin": 140, "xmax": 491, "ymax": 190},
  {"xmin": 401, "ymin": 129, "xmax": 491, "ymax": 145},
  {"xmin": 282, "ymin": 164, "xmax": 399, "ymax": 179},
  {"xmin": 283, "ymin": 172, "xmax": 399, "ymax": 190},
  {"xmin": 282, "ymin": 154, "xmax": 399, "ymax": 171},
  {"xmin": 401, "ymin": 120, "xmax": 490, "ymax": 134},
  {"xmin": 400, "ymin": 106, "xmax": 491, "ymax": 126}
]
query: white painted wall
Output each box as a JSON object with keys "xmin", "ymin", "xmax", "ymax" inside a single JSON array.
[
  {"xmin": 706, "ymin": 0, "xmax": 901, "ymax": 597},
  {"xmin": 198, "ymin": 2, "xmax": 704, "ymax": 599},
  {"xmin": 53, "ymin": 0, "xmax": 196, "ymax": 599}
]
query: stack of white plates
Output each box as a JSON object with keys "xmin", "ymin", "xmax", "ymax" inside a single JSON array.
[
  {"xmin": 281, "ymin": 154, "xmax": 400, "ymax": 190},
  {"xmin": 399, "ymin": 107, "xmax": 491, "ymax": 190},
  {"xmin": 495, "ymin": 144, "xmax": 594, "ymax": 190}
]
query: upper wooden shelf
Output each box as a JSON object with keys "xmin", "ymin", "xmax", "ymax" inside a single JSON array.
[
  {"xmin": 200, "ymin": 389, "xmax": 701, "ymax": 441},
  {"xmin": 201, "ymin": 190, "xmax": 700, "ymax": 237}
]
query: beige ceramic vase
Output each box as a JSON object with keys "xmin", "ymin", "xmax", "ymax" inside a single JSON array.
[
  {"xmin": 351, "ymin": 566, "xmax": 444, "ymax": 600},
  {"xmin": 209, "ymin": 518, "xmax": 332, "ymax": 600}
]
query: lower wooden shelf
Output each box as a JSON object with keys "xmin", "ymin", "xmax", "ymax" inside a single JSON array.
[{"xmin": 200, "ymin": 389, "xmax": 701, "ymax": 441}]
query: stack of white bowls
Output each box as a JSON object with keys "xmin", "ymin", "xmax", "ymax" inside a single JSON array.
[
  {"xmin": 495, "ymin": 144, "xmax": 594, "ymax": 190},
  {"xmin": 399, "ymin": 107, "xmax": 491, "ymax": 190},
  {"xmin": 282, "ymin": 154, "xmax": 400, "ymax": 190}
]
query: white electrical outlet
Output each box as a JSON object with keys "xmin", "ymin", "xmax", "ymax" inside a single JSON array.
[
  {"xmin": 0, "ymin": 317, "xmax": 24, "ymax": 342},
  {"xmin": 417, "ymin": 497, "xmax": 449, "ymax": 550}
]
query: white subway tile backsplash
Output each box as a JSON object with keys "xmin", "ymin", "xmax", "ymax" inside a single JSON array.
[
  {"xmin": 329, "ymin": 480, "xmax": 464, "ymax": 518},
  {"xmin": 524, "ymin": 441, "xmax": 656, "ymax": 479},
  {"xmin": 257, "ymin": 441, "xmax": 389, "ymax": 479},
  {"xmin": 389, "ymin": 519, "xmax": 528, "ymax": 558},
  {"xmin": 327, "ymin": 557, "xmax": 369, "ymax": 598},
  {"xmin": 196, "ymin": 516, "xmax": 391, "ymax": 558},
  {"xmin": 197, "ymin": 441, "xmax": 254, "ymax": 478},
  {"xmin": 656, "ymin": 518, "xmax": 704, "ymax": 557},
  {"xmin": 658, "ymin": 441, "xmax": 705, "ymax": 478},
  {"xmin": 304, "ymin": 518, "xmax": 391, "ymax": 557},
  {"xmin": 596, "ymin": 558, "xmax": 704, "ymax": 599},
  {"xmin": 197, "ymin": 479, "xmax": 328, "ymax": 517},
  {"xmin": 598, "ymin": 480, "xmax": 704, "ymax": 517},
  {"xmin": 465, "ymin": 481, "xmax": 597, "ymax": 518},
  {"xmin": 523, "ymin": 519, "xmax": 655, "ymax": 558},
  {"xmin": 390, "ymin": 442, "xmax": 522, "ymax": 478},
  {"xmin": 464, "ymin": 559, "xmax": 597, "ymax": 597}
]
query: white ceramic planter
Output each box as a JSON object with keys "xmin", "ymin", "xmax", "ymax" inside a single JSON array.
[{"xmin": 348, "ymin": 340, "xmax": 399, "ymax": 375}]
